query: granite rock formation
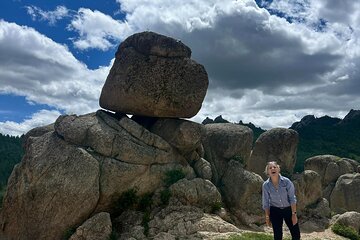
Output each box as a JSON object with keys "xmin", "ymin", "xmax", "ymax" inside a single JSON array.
[{"xmin": 99, "ymin": 31, "xmax": 208, "ymax": 118}]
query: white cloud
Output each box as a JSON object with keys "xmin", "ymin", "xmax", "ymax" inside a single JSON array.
[
  {"xmin": 2, "ymin": 0, "xmax": 360, "ymax": 134},
  {"xmin": 111, "ymin": 0, "xmax": 359, "ymax": 128},
  {"xmin": 0, "ymin": 109, "xmax": 61, "ymax": 136},
  {"xmin": 0, "ymin": 20, "xmax": 111, "ymax": 117},
  {"xmin": 26, "ymin": 5, "xmax": 70, "ymax": 25},
  {"xmin": 68, "ymin": 8, "xmax": 133, "ymax": 50}
]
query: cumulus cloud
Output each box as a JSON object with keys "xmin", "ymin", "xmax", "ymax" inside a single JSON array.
[
  {"xmin": 110, "ymin": 0, "xmax": 359, "ymax": 128},
  {"xmin": 26, "ymin": 5, "xmax": 70, "ymax": 25},
  {"xmin": 68, "ymin": 8, "xmax": 133, "ymax": 50},
  {"xmin": 3, "ymin": 0, "xmax": 360, "ymax": 134},
  {"xmin": 0, "ymin": 109, "xmax": 61, "ymax": 136},
  {"xmin": 0, "ymin": 20, "xmax": 111, "ymax": 135}
]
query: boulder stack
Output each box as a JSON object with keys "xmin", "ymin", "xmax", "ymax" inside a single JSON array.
[
  {"xmin": 99, "ymin": 31, "xmax": 208, "ymax": 118},
  {"xmin": 3, "ymin": 31, "xmax": 359, "ymax": 240}
]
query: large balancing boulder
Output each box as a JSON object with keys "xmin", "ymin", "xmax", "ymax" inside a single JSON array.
[{"xmin": 99, "ymin": 31, "xmax": 208, "ymax": 118}]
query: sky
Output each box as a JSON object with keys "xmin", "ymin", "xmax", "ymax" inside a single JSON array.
[{"xmin": 0, "ymin": 0, "xmax": 359, "ymax": 136}]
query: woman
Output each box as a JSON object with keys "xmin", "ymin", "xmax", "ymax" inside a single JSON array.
[{"xmin": 262, "ymin": 161, "xmax": 301, "ymax": 240}]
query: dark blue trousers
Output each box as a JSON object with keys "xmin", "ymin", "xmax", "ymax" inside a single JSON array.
[{"xmin": 270, "ymin": 206, "xmax": 301, "ymax": 240}]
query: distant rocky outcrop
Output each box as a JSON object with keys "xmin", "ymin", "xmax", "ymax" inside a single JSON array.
[
  {"xmin": 99, "ymin": 31, "xmax": 208, "ymax": 118},
  {"xmin": 290, "ymin": 109, "xmax": 360, "ymax": 173},
  {"xmin": 201, "ymin": 115, "xmax": 229, "ymax": 125},
  {"xmin": 291, "ymin": 115, "xmax": 341, "ymax": 131},
  {"xmin": 339, "ymin": 109, "xmax": 360, "ymax": 125}
]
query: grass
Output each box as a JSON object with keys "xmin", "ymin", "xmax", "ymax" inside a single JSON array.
[
  {"xmin": 219, "ymin": 233, "xmax": 291, "ymax": 240},
  {"xmin": 332, "ymin": 223, "xmax": 360, "ymax": 240}
]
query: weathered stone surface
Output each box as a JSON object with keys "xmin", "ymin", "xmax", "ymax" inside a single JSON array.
[
  {"xmin": 0, "ymin": 132, "xmax": 100, "ymax": 240},
  {"xmin": 118, "ymin": 31, "xmax": 191, "ymax": 58},
  {"xmin": 94, "ymin": 161, "xmax": 195, "ymax": 212},
  {"xmin": 148, "ymin": 205, "xmax": 240, "ymax": 238},
  {"xmin": 150, "ymin": 118, "xmax": 205, "ymax": 154},
  {"xmin": 115, "ymin": 205, "xmax": 241, "ymax": 240},
  {"xmin": 202, "ymin": 123, "xmax": 253, "ymax": 185},
  {"xmin": 293, "ymin": 170, "xmax": 322, "ymax": 213},
  {"xmin": 300, "ymin": 198, "xmax": 331, "ymax": 232},
  {"xmin": 113, "ymin": 210, "xmax": 145, "ymax": 240},
  {"xmin": 308, "ymin": 198, "xmax": 331, "ymax": 219},
  {"xmin": 247, "ymin": 128, "xmax": 298, "ymax": 179},
  {"xmin": 304, "ymin": 155, "xmax": 356, "ymax": 187},
  {"xmin": 221, "ymin": 160, "xmax": 263, "ymax": 224},
  {"xmin": 0, "ymin": 111, "xmax": 197, "ymax": 239},
  {"xmin": 99, "ymin": 32, "xmax": 208, "ymax": 118},
  {"xmin": 23, "ymin": 123, "xmax": 54, "ymax": 146},
  {"xmin": 55, "ymin": 110, "xmax": 186, "ymax": 165},
  {"xmin": 69, "ymin": 212, "xmax": 112, "ymax": 240},
  {"xmin": 193, "ymin": 158, "xmax": 212, "ymax": 180},
  {"xmin": 331, "ymin": 211, "xmax": 360, "ymax": 234},
  {"xmin": 330, "ymin": 173, "xmax": 360, "ymax": 213},
  {"xmin": 169, "ymin": 178, "xmax": 221, "ymax": 210}
]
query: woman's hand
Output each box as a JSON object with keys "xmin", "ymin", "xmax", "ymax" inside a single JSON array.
[
  {"xmin": 266, "ymin": 216, "xmax": 271, "ymax": 227},
  {"xmin": 292, "ymin": 214, "xmax": 298, "ymax": 225}
]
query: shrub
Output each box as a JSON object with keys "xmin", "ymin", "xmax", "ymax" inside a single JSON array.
[
  {"xmin": 280, "ymin": 169, "xmax": 292, "ymax": 179},
  {"xmin": 332, "ymin": 223, "xmax": 360, "ymax": 240},
  {"xmin": 115, "ymin": 188, "xmax": 139, "ymax": 213},
  {"xmin": 163, "ymin": 169, "xmax": 185, "ymax": 187},
  {"xmin": 232, "ymin": 155, "xmax": 244, "ymax": 164},
  {"xmin": 0, "ymin": 185, "xmax": 5, "ymax": 208},
  {"xmin": 138, "ymin": 192, "xmax": 154, "ymax": 212},
  {"xmin": 211, "ymin": 201, "xmax": 222, "ymax": 213},
  {"xmin": 142, "ymin": 211, "xmax": 150, "ymax": 236},
  {"xmin": 160, "ymin": 188, "xmax": 171, "ymax": 206},
  {"xmin": 62, "ymin": 227, "xmax": 76, "ymax": 240},
  {"xmin": 108, "ymin": 230, "xmax": 118, "ymax": 240}
]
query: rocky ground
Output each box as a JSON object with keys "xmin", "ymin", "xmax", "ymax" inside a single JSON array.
[
  {"xmin": 263, "ymin": 226, "xmax": 347, "ymax": 240},
  {"xmin": 300, "ymin": 229, "xmax": 347, "ymax": 240},
  {"xmin": 199, "ymin": 228, "xmax": 347, "ymax": 240}
]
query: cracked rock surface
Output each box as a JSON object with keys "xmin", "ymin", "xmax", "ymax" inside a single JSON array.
[{"xmin": 0, "ymin": 111, "xmax": 195, "ymax": 240}]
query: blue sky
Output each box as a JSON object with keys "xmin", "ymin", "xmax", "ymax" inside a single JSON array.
[{"xmin": 0, "ymin": 0, "xmax": 359, "ymax": 135}]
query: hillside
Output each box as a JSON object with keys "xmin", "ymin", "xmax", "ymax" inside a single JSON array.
[
  {"xmin": 290, "ymin": 109, "xmax": 360, "ymax": 172},
  {"xmin": 203, "ymin": 109, "xmax": 360, "ymax": 173},
  {"xmin": 0, "ymin": 133, "xmax": 24, "ymax": 187}
]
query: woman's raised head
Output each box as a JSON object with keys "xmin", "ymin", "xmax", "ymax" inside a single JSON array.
[{"xmin": 264, "ymin": 161, "xmax": 281, "ymax": 176}]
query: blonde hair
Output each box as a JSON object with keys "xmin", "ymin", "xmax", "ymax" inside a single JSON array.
[{"xmin": 264, "ymin": 161, "xmax": 281, "ymax": 176}]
